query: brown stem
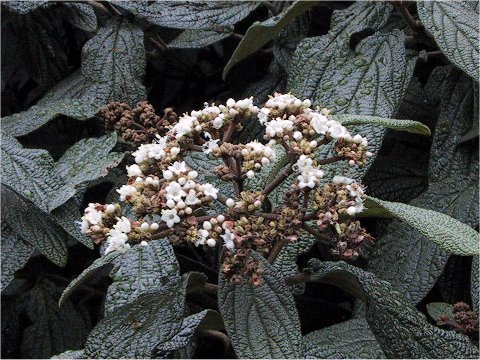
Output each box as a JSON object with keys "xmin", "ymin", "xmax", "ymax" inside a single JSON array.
[
  {"xmin": 186, "ymin": 143, "xmax": 204, "ymax": 152},
  {"xmin": 262, "ymin": 163, "xmax": 293, "ymax": 195},
  {"xmin": 268, "ymin": 238, "xmax": 287, "ymax": 264},
  {"xmin": 222, "ymin": 120, "xmax": 237, "ymax": 143},
  {"xmin": 151, "ymin": 228, "xmax": 174, "ymax": 239},
  {"xmin": 195, "ymin": 214, "xmax": 222, "ymax": 223},
  {"xmin": 217, "ymin": 192, "xmax": 231, "ymax": 207},
  {"xmin": 302, "ymin": 223, "xmax": 334, "ymax": 243},
  {"xmin": 257, "ymin": 213, "xmax": 280, "ymax": 220},
  {"xmin": 393, "ymin": 3, "xmax": 422, "ymax": 34},
  {"xmin": 317, "ymin": 156, "xmax": 343, "ymax": 165}
]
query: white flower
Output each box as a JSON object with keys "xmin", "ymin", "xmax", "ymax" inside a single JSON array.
[
  {"xmin": 168, "ymin": 161, "xmax": 188, "ymax": 175},
  {"xmin": 258, "ymin": 108, "xmax": 270, "ymax": 124},
  {"xmin": 140, "ymin": 241, "xmax": 149, "ymax": 247},
  {"xmin": 201, "ymin": 183, "xmax": 218, "ymax": 199},
  {"xmin": 265, "ymin": 118, "xmax": 294, "ymax": 138},
  {"xmin": 226, "ymin": 98, "xmax": 235, "ymax": 107},
  {"xmin": 80, "ymin": 219, "xmax": 90, "ymax": 234},
  {"xmin": 172, "ymin": 115, "xmax": 196, "ymax": 139},
  {"xmin": 185, "ymin": 189, "xmax": 200, "ymax": 205},
  {"xmin": 226, "ymin": 198, "xmax": 235, "ymax": 207},
  {"xmin": 117, "ymin": 185, "xmax": 137, "ymax": 201},
  {"xmin": 332, "ymin": 175, "xmax": 355, "ymax": 185},
  {"xmin": 206, "ymin": 238, "xmax": 217, "ymax": 247},
  {"xmin": 203, "ymin": 138, "xmax": 220, "ymax": 154},
  {"xmin": 246, "ymin": 170, "xmax": 255, "ymax": 179},
  {"xmin": 83, "ymin": 208, "xmax": 103, "ymax": 225},
  {"xmin": 163, "ymin": 169, "xmax": 174, "ymax": 180},
  {"xmin": 150, "ymin": 223, "xmax": 159, "ymax": 230},
  {"xmin": 161, "ymin": 208, "xmax": 180, "ymax": 228},
  {"xmin": 140, "ymin": 222, "xmax": 149, "ymax": 231},
  {"xmin": 165, "ymin": 181, "xmax": 187, "ymax": 202},
  {"xmin": 105, "ymin": 204, "xmax": 116, "ymax": 213},
  {"xmin": 126, "ymin": 164, "xmax": 143, "ymax": 177},
  {"xmin": 309, "ymin": 113, "xmax": 329, "ymax": 134},
  {"xmin": 212, "ymin": 114, "xmax": 225, "ymax": 129},
  {"xmin": 105, "ymin": 229, "xmax": 130, "ymax": 254},
  {"xmin": 295, "ymin": 155, "xmax": 324, "ymax": 189},
  {"xmin": 328, "ymin": 123, "xmax": 349, "ymax": 139},
  {"xmin": 113, "ymin": 216, "xmax": 132, "ymax": 233},
  {"xmin": 221, "ymin": 228, "xmax": 235, "ymax": 250}
]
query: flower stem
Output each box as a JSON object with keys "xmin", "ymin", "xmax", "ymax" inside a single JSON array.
[
  {"xmin": 262, "ymin": 163, "xmax": 293, "ymax": 195},
  {"xmin": 268, "ymin": 238, "xmax": 287, "ymax": 264}
]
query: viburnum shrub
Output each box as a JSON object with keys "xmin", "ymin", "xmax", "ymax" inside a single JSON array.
[{"xmin": 81, "ymin": 93, "xmax": 377, "ymax": 285}]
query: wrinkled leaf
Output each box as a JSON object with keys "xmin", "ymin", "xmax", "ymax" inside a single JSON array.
[
  {"xmin": 59, "ymin": 251, "xmax": 122, "ymax": 307},
  {"xmin": 169, "ymin": 28, "xmax": 231, "ymax": 48},
  {"xmin": 308, "ymin": 260, "xmax": 479, "ymax": 358},
  {"xmin": 218, "ymin": 251, "xmax": 302, "ymax": 358},
  {"xmin": 472, "ymin": 256, "xmax": 479, "ymax": 310},
  {"xmin": 426, "ymin": 302, "xmax": 454, "ymax": 322},
  {"xmin": 417, "ymin": 1, "xmax": 479, "ymax": 81},
  {"xmin": 105, "ymin": 240, "xmax": 180, "ymax": 315},
  {"xmin": 302, "ymin": 318, "xmax": 385, "ymax": 359},
  {"xmin": 1, "ymin": 185, "xmax": 68, "ymax": 267},
  {"xmin": 51, "ymin": 349, "xmax": 86, "ymax": 359},
  {"xmin": 2, "ymin": 1, "xmax": 48, "ymax": 13},
  {"xmin": 62, "ymin": 3, "xmax": 97, "ymax": 32},
  {"xmin": 223, "ymin": 1, "xmax": 317, "ymax": 79}
]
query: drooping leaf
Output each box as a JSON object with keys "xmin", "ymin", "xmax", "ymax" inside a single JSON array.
[
  {"xmin": 223, "ymin": 1, "xmax": 317, "ymax": 79},
  {"xmin": 330, "ymin": 114, "xmax": 431, "ymax": 136},
  {"xmin": 1, "ymin": 225, "xmax": 34, "ymax": 291},
  {"xmin": 1, "ymin": 99, "xmax": 98, "ymax": 137},
  {"xmin": 62, "ymin": 3, "xmax": 97, "ymax": 33},
  {"xmin": 1, "ymin": 185, "xmax": 68, "ymax": 267},
  {"xmin": 105, "ymin": 240, "xmax": 181, "ymax": 315},
  {"xmin": 20, "ymin": 279, "xmax": 91, "ymax": 359},
  {"xmin": 472, "ymin": 256, "xmax": 479, "ymax": 310},
  {"xmin": 113, "ymin": 1, "xmax": 259, "ymax": 29},
  {"xmin": 80, "ymin": 19, "xmax": 146, "ymax": 105},
  {"xmin": 55, "ymin": 132, "xmax": 123, "ymax": 186},
  {"xmin": 84, "ymin": 283, "xmax": 185, "ymax": 358},
  {"xmin": 1, "ymin": 134, "xmax": 66, "ymax": 212},
  {"xmin": 363, "ymin": 196, "xmax": 479, "ymax": 256},
  {"xmin": 368, "ymin": 70, "xmax": 479, "ymax": 304},
  {"xmin": 426, "ymin": 302, "xmax": 454, "ymax": 322},
  {"xmin": 59, "ymin": 251, "xmax": 123, "ymax": 307},
  {"xmin": 218, "ymin": 251, "xmax": 302, "ymax": 358},
  {"xmin": 417, "ymin": 1, "xmax": 479, "ymax": 81},
  {"xmin": 307, "ymin": 260, "xmax": 479, "ymax": 358},
  {"xmin": 302, "ymin": 318, "xmax": 385, "ymax": 359},
  {"xmin": 169, "ymin": 28, "xmax": 231, "ymax": 48}
]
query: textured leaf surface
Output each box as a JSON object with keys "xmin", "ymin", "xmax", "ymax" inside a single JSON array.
[
  {"xmin": 21, "ymin": 279, "xmax": 90, "ymax": 359},
  {"xmin": 426, "ymin": 302, "xmax": 454, "ymax": 322},
  {"xmin": 1, "ymin": 134, "xmax": 66, "ymax": 212},
  {"xmin": 51, "ymin": 349, "xmax": 86, "ymax": 359},
  {"xmin": 308, "ymin": 260, "xmax": 479, "ymax": 358},
  {"xmin": 223, "ymin": 1, "xmax": 317, "ymax": 79},
  {"xmin": 62, "ymin": 3, "xmax": 97, "ymax": 32},
  {"xmin": 218, "ymin": 251, "xmax": 302, "ymax": 358},
  {"xmin": 1, "ymin": 185, "xmax": 68, "ymax": 267},
  {"xmin": 81, "ymin": 19, "xmax": 146, "ymax": 105},
  {"xmin": 368, "ymin": 70, "xmax": 479, "ymax": 304},
  {"xmin": 114, "ymin": 1, "xmax": 259, "ymax": 29},
  {"xmin": 55, "ymin": 133, "xmax": 123, "ymax": 187},
  {"xmin": 417, "ymin": 1, "xmax": 479, "ymax": 80},
  {"xmin": 85, "ymin": 284, "xmax": 185, "ymax": 358},
  {"xmin": 105, "ymin": 240, "xmax": 180, "ymax": 315},
  {"xmin": 1, "ymin": 100, "xmax": 98, "ymax": 137},
  {"xmin": 364, "ymin": 196, "xmax": 479, "ymax": 256},
  {"xmin": 331, "ymin": 114, "xmax": 431, "ymax": 136},
  {"xmin": 1, "ymin": 226, "xmax": 34, "ymax": 291},
  {"xmin": 472, "ymin": 256, "xmax": 479, "ymax": 310},
  {"xmin": 302, "ymin": 318, "xmax": 385, "ymax": 359},
  {"xmin": 59, "ymin": 252, "xmax": 122, "ymax": 306},
  {"xmin": 169, "ymin": 29, "xmax": 231, "ymax": 48},
  {"xmin": 2, "ymin": 1, "xmax": 48, "ymax": 13}
]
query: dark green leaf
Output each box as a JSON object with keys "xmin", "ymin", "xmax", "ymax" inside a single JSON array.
[
  {"xmin": 1, "ymin": 225, "xmax": 34, "ymax": 291},
  {"xmin": 302, "ymin": 318, "xmax": 385, "ymax": 359},
  {"xmin": 472, "ymin": 256, "xmax": 479, "ymax": 310},
  {"xmin": 62, "ymin": 3, "xmax": 97, "ymax": 32},
  {"xmin": 51, "ymin": 349, "xmax": 86, "ymax": 359},
  {"xmin": 1, "ymin": 100, "xmax": 98, "ymax": 137},
  {"xmin": 20, "ymin": 279, "xmax": 91, "ymax": 359},
  {"xmin": 2, "ymin": 1, "xmax": 48, "ymax": 13},
  {"xmin": 307, "ymin": 260, "xmax": 479, "ymax": 358},
  {"xmin": 1, "ymin": 184, "xmax": 68, "ymax": 267},
  {"xmin": 417, "ymin": 1, "xmax": 479, "ymax": 81},
  {"xmin": 169, "ymin": 28, "xmax": 231, "ymax": 48},
  {"xmin": 105, "ymin": 240, "xmax": 180, "ymax": 315},
  {"xmin": 426, "ymin": 302, "xmax": 454, "ymax": 322},
  {"xmin": 113, "ymin": 1, "xmax": 259, "ymax": 29},
  {"xmin": 218, "ymin": 251, "xmax": 302, "ymax": 358},
  {"xmin": 223, "ymin": 1, "xmax": 317, "ymax": 79},
  {"xmin": 59, "ymin": 251, "xmax": 123, "ymax": 307}
]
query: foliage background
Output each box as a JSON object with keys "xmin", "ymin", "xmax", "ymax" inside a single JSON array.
[{"xmin": 1, "ymin": 0, "xmax": 478, "ymax": 358}]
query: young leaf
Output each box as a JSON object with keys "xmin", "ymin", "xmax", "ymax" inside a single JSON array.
[
  {"xmin": 105, "ymin": 240, "xmax": 181, "ymax": 315},
  {"xmin": 113, "ymin": 1, "xmax": 259, "ymax": 29},
  {"xmin": 426, "ymin": 302, "xmax": 454, "ymax": 322},
  {"xmin": 307, "ymin": 260, "xmax": 479, "ymax": 359},
  {"xmin": 364, "ymin": 196, "xmax": 479, "ymax": 256},
  {"xmin": 1, "ymin": 100, "xmax": 98, "ymax": 137},
  {"xmin": 169, "ymin": 28, "xmax": 232, "ymax": 48},
  {"xmin": 59, "ymin": 251, "xmax": 123, "ymax": 307},
  {"xmin": 1, "ymin": 226, "xmax": 34, "ymax": 291},
  {"xmin": 330, "ymin": 114, "xmax": 431, "ymax": 136},
  {"xmin": 302, "ymin": 318, "xmax": 385, "ymax": 359},
  {"xmin": 218, "ymin": 251, "xmax": 302, "ymax": 358},
  {"xmin": 84, "ymin": 283, "xmax": 185, "ymax": 358},
  {"xmin": 222, "ymin": 1, "xmax": 317, "ymax": 79},
  {"xmin": 417, "ymin": 1, "xmax": 479, "ymax": 81},
  {"xmin": 1, "ymin": 185, "xmax": 68, "ymax": 267}
]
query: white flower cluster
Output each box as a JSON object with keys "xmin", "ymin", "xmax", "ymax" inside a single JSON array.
[
  {"xmin": 332, "ymin": 176, "xmax": 365, "ymax": 215},
  {"xmin": 105, "ymin": 216, "xmax": 131, "ymax": 254},
  {"xmin": 258, "ymin": 93, "xmax": 311, "ymax": 124},
  {"xmin": 159, "ymin": 161, "xmax": 219, "ymax": 228},
  {"xmin": 195, "ymin": 216, "xmax": 235, "ymax": 251},
  {"xmin": 131, "ymin": 135, "xmax": 180, "ymax": 164},
  {"xmin": 241, "ymin": 140, "xmax": 277, "ymax": 179},
  {"xmin": 80, "ymin": 203, "xmax": 117, "ymax": 234},
  {"xmin": 172, "ymin": 97, "xmax": 259, "ymax": 140},
  {"xmin": 294, "ymin": 155, "xmax": 325, "ymax": 189}
]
